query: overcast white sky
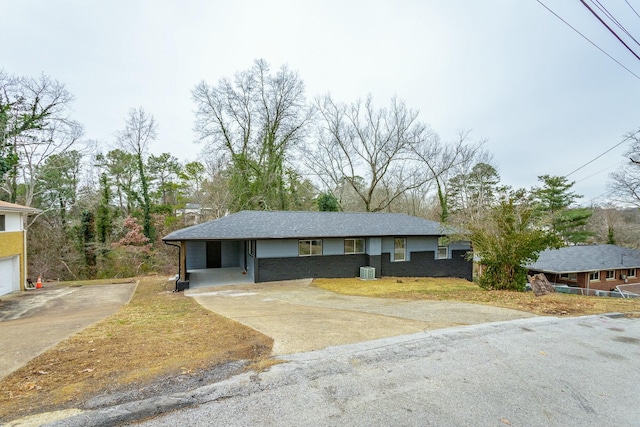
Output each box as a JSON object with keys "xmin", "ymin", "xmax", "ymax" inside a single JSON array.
[{"xmin": 3, "ymin": 0, "xmax": 640, "ymax": 205}]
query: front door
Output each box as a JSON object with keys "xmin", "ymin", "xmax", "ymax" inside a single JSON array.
[{"xmin": 206, "ymin": 241, "xmax": 222, "ymax": 268}]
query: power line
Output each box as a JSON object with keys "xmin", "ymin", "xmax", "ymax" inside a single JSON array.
[
  {"xmin": 564, "ymin": 132, "xmax": 638, "ymax": 178},
  {"xmin": 535, "ymin": 0, "xmax": 640, "ymax": 80},
  {"xmin": 579, "ymin": 0, "xmax": 640, "ymax": 62},
  {"xmin": 625, "ymin": 0, "xmax": 640, "ymax": 21},
  {"xmin": 573, "ymin": 161, "xmax": 623, "ymax": 183},
  {"xmin": 592, "ymin": 0, "xmax": 640, "ymax": 48}
]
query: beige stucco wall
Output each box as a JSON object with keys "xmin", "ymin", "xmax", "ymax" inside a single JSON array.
[{"xmin": 0, "ymin": 231, "xmax": 26, "ymax": 291}]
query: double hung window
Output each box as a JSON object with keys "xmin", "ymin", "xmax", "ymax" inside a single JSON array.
[
  {"xmin": 299, "ymin": 239, "xmax": 322, "ymax": 256},
  {"xmin": 394, "ymin": 238, "xmax": 406, "ymax": 262},
  {"xmin": 344, "ymin": 238, "xmax": 365, "ymax": 254}
]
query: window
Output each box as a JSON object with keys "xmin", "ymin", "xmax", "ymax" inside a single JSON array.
[
  {"xmin": 589, "ymin": 271, "xmax": 600, "ymax": 281},
  {"xmin": 248, "ymin": 240, "xmax": 256, "ymax": 257},
  {"xmin": 299, "ymin": 239, "xmax": 322, "ymax": 256},
  {"xmin": 628, "ymin": 268, "xmax": 637, "ymax": 278},
  {"xmin": 437, "ymin": 246, "xmax": 448, "ymax": 259},
  {"xmin": 344, "ymin": 238, "xmax": 365, "ymax": 254},
  {"xmin": 437, "ymin": 237, "xmax": 448, "ymax": 259},
  {"xmin": 606, "ymin": 270, "xmax": 615, "ymax": 280},
  {"xmin": 394, "ymin": 238, "xmax": 406, "ymax": 262},
  {"xmin": 0, "ymin": 215, "xmax": 4, "ymax": 231},
  {"xmin": 438, "ymin": 237, "xmax": 449, "ymax": 259},
  {"xmin": 560, "ymin": 273, "xmax": 577, "ymax": 281}
]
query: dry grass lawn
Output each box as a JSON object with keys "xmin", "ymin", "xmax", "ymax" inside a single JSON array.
[
  {"xmin": 0, "ymin": 276, "xmax": 273, "ymax": 423},
  {"xmin": 3, "ymin": 275, "xmax": 638, "ymax": 423},
  {"xmin": 313, "ymin": 277, "xmax": 640, "ymax": 316}
]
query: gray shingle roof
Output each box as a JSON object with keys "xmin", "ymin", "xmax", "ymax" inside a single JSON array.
[
  {"xmin": 527, "ymin": 245, "xmax": 640, "ymax": 273},
  {"xmin": 163, "ymin": 210, "xmax": 454, "ymax": 241}
]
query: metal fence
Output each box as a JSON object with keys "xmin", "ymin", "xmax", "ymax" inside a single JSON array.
[
  {"xmin": 615, "ymin": 283, "xmax": 640, "ymax": 299},
  {"xmin": 550, "ymin": 284, "xmax": 639, "ymax": 298}
]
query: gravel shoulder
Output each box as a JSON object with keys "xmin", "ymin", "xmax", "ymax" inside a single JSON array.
[{"xmin": 187, "ymin": 279, "xmax": 535, "ymax": 355}]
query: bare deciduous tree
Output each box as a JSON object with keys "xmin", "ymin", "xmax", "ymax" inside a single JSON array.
[
  {"xmin": 0, "ymin": 71, "xmax": 82, "ymax": 203},
  {"xmin": 117, "ymin": 107, "xmax": 157, "ymax": 239},
  {"xmin": 192, "ymin": 59, "xmax": 311, "ymax": 211},
  {"xmin": 411, "ymin": 130, "xmax": 486, "ymax": 222},
  {"xmin": 305, "ymin": 94, "xmax": 434, "ymax": 212},
  {"xmin": 609, "ymin": 132, "xmax": 640, "ymax": 208}
]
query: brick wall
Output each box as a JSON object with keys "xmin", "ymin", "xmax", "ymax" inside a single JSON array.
[
  {"xmin": 381, "ymin": 250, "xmax": 472, "ymax": 281},
  {"xmin": 256, "ymin": 254, "xmax": 368, "ymax": 282}
]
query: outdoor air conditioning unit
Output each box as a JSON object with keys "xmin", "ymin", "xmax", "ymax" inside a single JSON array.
[{"xmin": 360, "ymin": 266, "xmax": 376, "ymax": 280}]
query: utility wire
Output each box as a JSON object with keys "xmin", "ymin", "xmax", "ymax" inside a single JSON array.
[
  {"xmin": 573, "ymin": 161, "xmax": 623, "ymax": 183},
  {"xmin": 579, "ymin": 0, "xmax": 640, "ymax": 62},
  {"xmin": 592, "ymin": 0, "xmax": 640, "ymax": 48},
  {"xmin": 535, "ymin": 0, "xmax": 640, "ymax": 80},
  {"xmin": 625, "ymin": 0, "xmax": 640, "ymax": 21},
  {"xmin": 564, "ymin": 132, "xmax": 639, "ymax": 178}
]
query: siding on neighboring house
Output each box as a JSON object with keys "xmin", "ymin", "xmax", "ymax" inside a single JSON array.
[
  {"xmin": 545, "ymin": 269, "xmax": 640, "ymax": 292},
  {"xmin": 0, "ymin": 210, "xmax": 28, "ymax": 295}
]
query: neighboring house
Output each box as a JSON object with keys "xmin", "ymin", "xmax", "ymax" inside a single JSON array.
[
  {"xmin": 527, "ymin": 244, "xmax": 640, "ymax": 292},
  {"xmin": 0, "ymin": 201, "xmax": 39, "ymax": 296},
  {"xmin": 163, "ymin": 210, "xmax": 472, "ymax": 289},
  {"xmin": 175, "ymin": 203, "xmax": 215, "ymax": 226}
]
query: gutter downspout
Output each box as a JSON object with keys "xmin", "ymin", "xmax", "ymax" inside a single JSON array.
[{"xmin": 164, "ymin": 241, "xmax": 181, "ymax": 292}]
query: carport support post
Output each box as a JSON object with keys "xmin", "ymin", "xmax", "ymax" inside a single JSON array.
[{"xmin": 180, "ymin": 241, "xmax": 187, "ymax": 282}]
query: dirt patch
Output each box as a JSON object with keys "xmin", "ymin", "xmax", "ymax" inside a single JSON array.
[{"xmin": 0, "ymin": 277, "xmax": 273, "ymax": 424}]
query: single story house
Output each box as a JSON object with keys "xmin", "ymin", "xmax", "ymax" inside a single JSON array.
[
  {"xmin": 163, "ymin": 210, "xmax": 472, "ymax": 290},
  {"xmin": 527, "ymin": 244, "xmax": 640, "ymax": 293},
  {"xmin": 0, "ymin": 201, "xmax": 39, "ymax": 296}
]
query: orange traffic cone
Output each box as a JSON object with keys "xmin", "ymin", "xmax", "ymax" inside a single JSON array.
[{"xmin": 36, "ymin": 275, "xmax": 43, "ymax": 289}]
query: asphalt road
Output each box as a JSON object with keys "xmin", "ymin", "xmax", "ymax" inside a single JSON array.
[{"xmin": 50, "ymin": 314, "xmax": 640, "ymax": 427}]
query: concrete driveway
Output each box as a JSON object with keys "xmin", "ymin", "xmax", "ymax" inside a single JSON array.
[
  {"xmin": 187, "ymin": 279, "xmax": 536, "ymax": 355},
  {"xmin": 0, "ymin": 282, "xmax": 137, "ymax": 379}
]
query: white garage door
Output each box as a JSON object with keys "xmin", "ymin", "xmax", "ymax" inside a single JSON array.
[{"xmin": 0, "ymin": 257, "xmax": 19, "ymax": 296}]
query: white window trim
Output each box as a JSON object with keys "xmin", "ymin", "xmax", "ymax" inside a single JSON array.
[
  {"xmin": 605, "ymin": 270, "xmax": 615, "ymax": 281},
  {"xmin": 589, "ymin": 271, "xmax": 600, "ymax": 282},
  {"xmin": 344, "ymin": 238, "xmax": 365, "ymax": 254},
  {"xmin": 394, "ymin": 238, "xmax": 406, "ymax": 262},
  {"xmin": 299, "ymin": 239, "xmax": 322, "ymax": 257},
  {"xmin": 437, "ymin": 246, "xmax": 448, "ymax": 260},
  {"xmin": 628, "ymin": 268, "xmax": 637, "ymax": 278}
]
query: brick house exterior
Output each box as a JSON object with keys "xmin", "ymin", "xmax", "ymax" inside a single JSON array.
[{"xmin": 527, "ymin": 245, "xmax": 640, "ymax": 293}]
